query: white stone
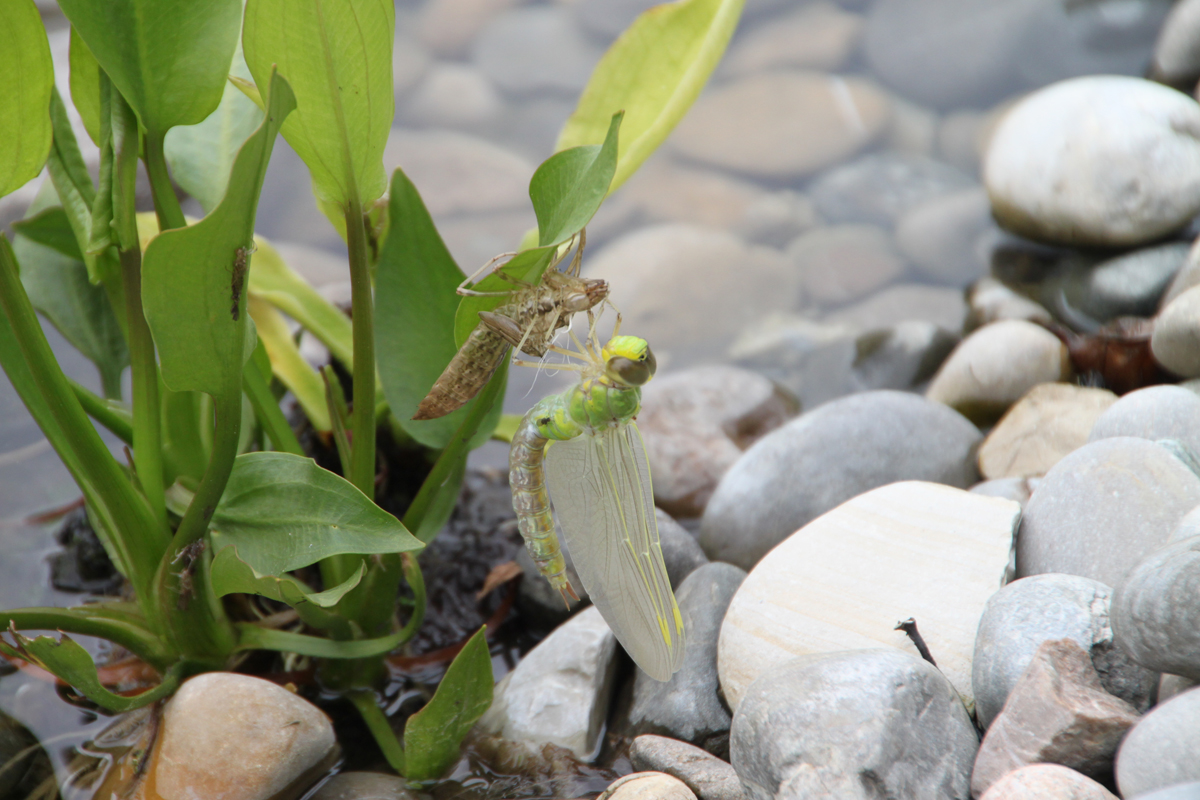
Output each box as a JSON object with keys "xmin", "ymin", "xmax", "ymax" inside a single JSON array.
[
  {"xmin": 154, "ymin": 673, "xmax": 336, "ymax": 800},
  {"xmin": 717, "ymin": 481, "xmax": 1019, "ymax": 713},
  {"xmin": 600, "ymin": 772, "xmax": 698, "ymax": 800},
  {"xmin": 1154, "ymin": 0, "xmax": 1200, "ymax": 82},
  {"xmin": 1152, "ymin": 284, "xmax": 1200, "ymax": 378},
  {"xmin": 984, "ymin": 76, "xmax": 1200, "ymax": 247},
  {"xmin": 477, "ymin": 606, "xmax": 617, "ymax": 760}
]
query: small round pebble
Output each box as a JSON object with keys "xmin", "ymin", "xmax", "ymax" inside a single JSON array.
[
  {"xmin": 600, "ymin": 772, "xmax": 697, "ymax": 800},
  {"xmin": 1117, "ymin": 687, "xmax": 1200, "ymax": 797}
]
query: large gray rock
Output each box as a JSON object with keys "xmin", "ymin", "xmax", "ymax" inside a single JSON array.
[
  {"xmin": 973, "ymin": 574, "xmax": 1157, "ymax": 730},
  {"xmin": 700, "ymin": 391, "xmax": 982, "ymax": 570},
  {"xmin": 628, "ymin": 563, "xmax": 746, "ymax": 759},
  {"xmin": 1088, "ymin": 385, "xmax": 1200, "ymax": 457},
  {"xmin": 730, "ymin": 650, "xmax": 978, "ymax": 800},
  {"xmin": 1048, "ymin": 242, "xmax": 1190, "ymax": 327},
  {"xmin": 807, "ymin": 152, "xmax": 975, "ymax": 226},
  {"xmin": 1113, "ymin": 535, "xmax": 1200, "ymax": 681},
  {"xmin": 478, "ymin": 606, "xmax": 618, "ymax": 760},
  {"xmin": 970, "ymin": 639, "xmax": 1141, "ymax": 796},
  {"xmin": 985, "ymin": 76, "xmax": 1200, "ymax": 248},
  {"xmin": 718, "ymin": 481, "xmax": 1018, "ymax": 715},
  {"xmin": 978, "ymin": 764, "xmax": 1118, "ymax": 800},
  {"xmin": 1117, "ymin": 687, "xmax": 1200, "ymax": 797},
  {"xmin": 1152, "ymin": 285, "xmax": 1200, "ymax": 378},
  {"xmin": 630, "ymin": 735, "xmax": 749, "ymax": 800},
  {"xmin": 1016, "ymin": 437, "xmax": 1200, "ymax": 588},
  {"xmin": 1131, "ymin": 784, "xmax": 1200, "ymax": 800}
]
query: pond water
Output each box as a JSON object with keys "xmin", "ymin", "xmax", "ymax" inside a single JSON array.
[{"xmin": 0, "ymin": 0, "xmax": 1186, "ymax": 797}]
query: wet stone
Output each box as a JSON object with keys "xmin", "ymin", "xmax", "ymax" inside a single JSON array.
[
  {"xmin": 717, "ymin": 481, "xmax": 1018, "ymax": 713},
  {"xmin": 807, "ymin": 151, "xmax": 976, "ymax": 227},
  {"xmin": 700, "ymin": 392, "xmax": 982, "ymax": 571},
  {"xmin": 1117, "ymin": 687, "xmax": 1200, "ymax": 797},
  {"xmin": 978, "ymin": 764, "xmax": 1119, "ymax": 800},
  {"xmin": 723, "ymin": 1, "xmax": 863, "ymax": 76},
  {"xmin": 823, "ymin": 283, "xmax": 968, "ymax": 333},
  {"xmin": 620, "ymin": 157, "xmax": 770, "ymax": 231},
  {"xmin": 985, "ymin": 76, "xmax": 1200, "ymax": 247},
  {"xmin": 630, "ymin": 735, "xmax": 749, "ymax": 800},
  {"xmin": 925, "ymin": 320, "xmax": 1072, "ymax": 425},
  {"xmin": 970, "ymin": 639, "xmax": 1141, "ymax": 797},
  {"xmin": 973, "ymin": 573, "xmax": 1157, "ymax": 730},
  {"xmin": 735, "ymin": 189, "xmax": 820, "ymax": 247},
  {"xmin": 638, "ymin": 365, "xmax": 798, "ymax": 519},
  {"xmin": 730, "ymin": 650, "xmax": 978, "ymax": 800},
  {"xmin": 1160, "ymin": 238, "xmax": 1200, "ymax": 309},
  {"xmin": 1152, "ymin": 285, "xmax": 1200, "ymax": 378},
  {"xmin": 472, "ymin": 6, "xmax": 601, "ymax": 96},
  {"xmin": 1050, "ymin": 242, "xmax": 1190, "ymax": 327},
  {"xmin": 966, "ymin": 277, "xmax": 1054, "ymax": 332},
  {"xmin": 850, "ymin": 320, "xmax": 958, "ymax": 393},
  {"xmin": 669, "ymin": 71, "xmax": 890, "ymax": 181},
  {"xmin": 1112, "ymin": 535, "xmax": 1200, "ymax": 682},
  {"xmin": 0, "ymin": 710, "xmax": 52, "ymax": 799},
  {"xmin": 786, "ymin": 224, "xmax": 907, "ymax": 306},
  {"xmin": 310, "ymin": 772, "xmax": 423, "ymax": 800},
  {"xmin": 1016, "ymin": 437, "xmax": 1200, "ymax": 589},
  {"xmin": 154, "ymin": 674, "xmax": 337, "ymax": 800},
  {"xmin": 627, "ymin": 563, "xmax": 746, "ymax": 759},
  {"xmin": 1088, "ymin": 385, "xmax": 1200, "ymax": 458},
  {"xmin": 895, "ymin": 187, "xmax": 996, "ymax": 286},
  {"xmin": 978, "ymin": 383, "xmax": 1117, "ymax": 480},
  {"xmin": 601, "ymin": 772, "xmax": 697, "ymax": 800}
]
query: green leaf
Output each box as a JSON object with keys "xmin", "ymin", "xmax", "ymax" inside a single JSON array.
[
  {"xmin": 234, "ymin": 622, "xmax": 407, "ymax": 658},
  {"xmin": 13, "ymin": 206, "xmax": 84, "ymax": 261},
  {"xmin": 69, "ymin": 27, "xmax": 102, "ymax": 146},
  {"xmin": 532, "ymin": 112, "xmax": 622, "ymax": 248},
  {"xmin": 44, "ymin": 85, "xmax": 107, "ymax": 285},
  {"xmin": 165, "ymin": 41, "xmax": 265, "ymax": 214},
  {"xmin": 249, "ymin": 296, "xmax": 331, "ymax": 432},
  {"xmin": 452, "ymin": 245, "xmax": 557, "ymax": 350},
  {"xmin": 403, "ymin": 627, "xmax": 493, "ymax": 780},
  {"xmin": 0, "ymin": 0, "xmax": 53, "ymax": 198},
  {"xmin": 142, "ymin": 71, "xmax": 295, "ymax": 395},
  {"xmin": 0, "ymin": 633, "xmax": 183, "ymax": 712},
  {"xmin": 376, "ymin": 168, "xmax": 502, "ymax": 449},
  {"xmin": 210, "ymin": 546, "xmax": 364, "ymax": 608},
  {"xmin": 556, "ymin": 0, "xmax": 744, "ymax": 193},
  {"xmin": 243, "ymin": 0, "xmax": 394, "ymax": 212},
  {"xmin": 210, "ymin": 452, "xmax": 423, "ymax": 574},
  {"xmin": 57, "ymin": 0, "xmax": 242, "ymax": 137}
]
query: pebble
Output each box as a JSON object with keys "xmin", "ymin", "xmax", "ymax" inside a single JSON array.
[
  {"xmin": 1160, "ymin": 238, "xmax": 1200, "ymax": 309},
  {"xmin": 808, "ymin": 152, "xmax": 976, "ymax": 227},
  {"xmin": 478, "ymin": 606, "xmax": 617, "ymax": 760},
  {"xmin": 985, "ymin": 76, "xmax": 1200, "ymax": 247},
  {"xmin": 630, "ymin": 735, "xmax": 749, "ymax": 800},
  {"xmin": 658, "ymin": 510, "xmax": 710, "ymax": 589},
  {"xmin": 823, "ymin": 283, "xmax": 968, "ymax": 332},
  {"xmin": 723, "ymin": 1, "xmax": 864, "ymax": 76},
  {"xmin": 970, "ymin": 477, "xmax": 1036, "ymax": 507},
  {"xmin": 1152, "ymin": 285, "xmax": 1200, "ymax": 377},
  {"xmin": 973, "ymin": 573, "xmax": 1157, "ymax": 730},
  {"xmin": 700, "ymin": 392, "xmax": 983, "ymax": 570},
  {"xmin": 628, "ymin": 563, "xmax": 746, "ymax": 758},
  {"xmin": 735, "ymin": 190, "xmax": 821, "ymax": 247},
  {"xmin": 1159, "ymin": 673, "xmax": 1199, "ymax": 703},
  {"xmin": 1016, "ymin": 437, "xmax": 1200, "ymax": 589},
  {"xmin": 402, "ymin": 62, "xmax": 502, "ymax": 129},
  {"xmin": 925, "ymin": 320, "xmax": 1072, "ymax": 425},
  {"xmin": 1113, "ymin": 535, "xmax": 1200, "ymax": 681},
  {"xmin": 472, "ymin": 6, "xmax": 602, "ymax": 96},
  {"xmin": 938, "ymin": 104, "xmax": 1010, "ymax": 175},
  {"xmin": 433, "ymin": 210, "xmax": 536, "ymax": 275},
  {"xmin": 1089, "ymin": 385, "xmax": 1200, "ymax": 458},
  {"xmin": 717, "ymin": 481, "xmax": 1018, "ymax": 712},
  {"xmin": 730, "ymin": 650, "xmax": 977, "ymax": 800},
  {"xmin": 310, "ymin": 772, "xmax": 422, "ymax": 800},
  {"xmin": 600, "ymin": 772, "xmax": 697, "ymax": 800},
  {"xmin": 418, "ymin": 0, "xmax": 517, "ymax": 58},
  {"xmin": 895, "ymin": 187, "xmax": 995, "ymax": 285},
  {"xmin": 978, "ymin": 764, "xmax": 1119, "ymax": 800},
  {"xmin": 1049, "ymin": 242, "xmax": 1190, "ymax": 326},
  {"xmin": 0, "ymin": 710, "xmax": 50, "ymax": 798},
  {"xmin": 786, "ymin": 224, "xmax": 907, "ymax": 306},
  {"xmin": 1129, "ymin": 783, "xmax": 1200, "ymax": 800},
  {"xmin": 153, "ymin": 674, "xmax": 336, "ymax": 800},
  {"xmin": 573, "ymin": 0, "xmax": 660, "ymax": 39},
  {"xmin": 1153, "ymin": 0, "xmax": 1200, "ymax": 83},
  {"xmin": 851, "ymin": 320, "xmax": 958, "ymax": 392},
  {"xmin": 970, "ymin": 639, "xmax": 1141, "ymax": 796},
  {"xmin": 621, "ymin": 157, "xmax": 770, "ymax": 231},
  {"xmin": 882, "ymin": 94, "xmax": 939, "ymax": 157},
  {"xmin": 669, "ymin": 71, "xmax": 890, "ymax": 180},
  {"xmin": 583, "ymin": 224, "xmax": 800, "ymax": 368},
  {"xmin": 638, "ymin": 365, "xmax": 797, "ymax": 519},
  {"xmin": 1117, "ymin": 687, "xmax": 1200, "ymax": 798},
  {"xmin": 966, "ymin": 277, "xmax": 1054, "ymax": 331},
  {"xmin": 978, "ymin": 383, "xmax": 1117, "ymax": 480},
  {"xmin": 727, "ymin": 315, "xmax": 859, "ymax": 411},
  {"xmin": 383, "ymin": 129, "xmax": 532, "ymax": 217}
]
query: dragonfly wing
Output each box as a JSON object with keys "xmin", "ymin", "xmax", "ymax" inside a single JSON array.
[{"xmin": 545, "ymin": 423, "xmax": 686, "ymax": 680}]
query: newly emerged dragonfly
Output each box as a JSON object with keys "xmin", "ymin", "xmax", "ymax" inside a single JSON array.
[
  {"xmin": 413, "ymin": 232, "xmax": 608, "ymax": 420},
  {"xmin": 508, "ymin": 316, "xmax": 686, "ymax": 681}
]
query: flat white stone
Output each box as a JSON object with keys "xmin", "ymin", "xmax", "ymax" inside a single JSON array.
[{"xmin": 718, "ymin": 481, "xmax": 1019, "ymax": 713}]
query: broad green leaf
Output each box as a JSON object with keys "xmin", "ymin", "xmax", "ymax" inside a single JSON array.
[
  {"xmin": 210, "ymin": 452, "xmax": 423, "ymax": 574},
  {"xmin": 143, "ymin": 72, "xmax": 295, "ymax": 395},
  {"xmin": 0, "ymin": 633, "xmax": 182, "ymax": 712},
  {"xmin": 56, "ymin": 0, "xmax": 242, "ymax": 137},
  {"xmin": 13, "ymin": 206, "xmax": 84, "ymax": 261},
  {"xmin": 243, "ymin": 0, "xmax": 394, "ymax": 212},
  {"xmin": 234, "ymin": 622, "xmax": 406, "ymax": 658},
  {"xmin": 248, "ymin": 296, "xmax": 331, "ymax": 432},
  {"xmin": 532, "ymin": 112, "xmax": 622, "ymax": 248},
  {"xmin": 69, "ymin": 27, "xmax": 101, "ymax": 146},
  {"xmin": 161, "ymin": 388, "xmax": 210, "ymax": 483},
  {"xmin": 556, "ymin": 0, "xmax": 744, "ymax": 193},
  {"xmin": 44, "ymin": 86, "xmax": 107, "ymax": 285},
  {"xmin": 452, "ymin": 245, "xmax": 557, "ymax": 349},
  {"xmin": 376, "ymin": 168, "xmax": 501, "ymax": 449},
  {"xmin": 0, "ymin": 0, "xmax": 52, "ymax": 198},
  {"xmin": 165, "ymin": 41, "xmax": 265, "ymax": 214},
  {"xmin": 210, "ymin": 546, "xmax": 364, "ymax": 608},
  {"xmin": 403, "ymin": 627, "xmax": 493, "ymax": 780}
]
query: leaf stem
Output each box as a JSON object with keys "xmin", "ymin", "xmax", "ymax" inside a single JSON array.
[
  {"xmin": 0, "ymin": 607, "xmax": 168, "ymax": 669},
  {"xmin": 69, "ymin": 378, "xmax": 133, "ymax": 444},
  {"xmin": 169, "ymin": 390, "xmax": 242, "ymax": 552},
  {"xmin": 243, "ymin": 364, "xmax": 304, "ymax": 456},
  {"xmin": 348, "ymin": 689, "xmax": 407, "ymax": 775},
  {"xmin": 142, "ymin": 131, "xmax": 186, "ymax": 232},
  {"xmin": 345, "ymin": 202, "xmax": 376, "ymax": 498},
  {"xmin": 120, "ymin": 245, "xmax": 167, "ymax": 526}
]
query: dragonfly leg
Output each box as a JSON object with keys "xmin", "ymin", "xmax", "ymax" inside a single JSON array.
[{"xmin": 457, "ymin": 251, "xmax": 529, "ymax": 297}]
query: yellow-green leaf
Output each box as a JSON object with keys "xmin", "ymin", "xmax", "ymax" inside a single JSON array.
[{"xmin": 0, "ymin": 0, "xmax": 53, "ymax": 198}]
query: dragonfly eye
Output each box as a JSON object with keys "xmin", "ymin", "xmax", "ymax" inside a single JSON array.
[{"xmin": 608, "ymin": 354, "xmax": 654, "ymax": 386}]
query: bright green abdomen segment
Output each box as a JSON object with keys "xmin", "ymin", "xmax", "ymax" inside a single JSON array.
[{"xmin": 534, "ymin": 381, "xmax": 641, "ymax": 440}]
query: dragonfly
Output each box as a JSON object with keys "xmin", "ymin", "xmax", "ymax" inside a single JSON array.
[
  {"xmin": 413, "ymin": 232, "xmax": 608, "ymax": 420},
  {"xmin": 508, "ymin": 316, "xmax": 686, "ymax": 681}
]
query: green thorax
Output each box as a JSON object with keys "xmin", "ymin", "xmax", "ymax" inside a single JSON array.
[{"xmin": 530, "ymin": 376, "xmax": 641, "ymax": 441}]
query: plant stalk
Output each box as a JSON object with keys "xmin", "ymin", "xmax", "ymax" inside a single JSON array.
[
  {"xmin": 142, "ymin": 132, "xmax": 187, "ymax": 232},
  {"xmin": 345, "ymin": 202, "xmax": 376, "ymax": 498},
  {"xmin": 120, "ymin": 245, "xmax": 167, "ymax": 527}
]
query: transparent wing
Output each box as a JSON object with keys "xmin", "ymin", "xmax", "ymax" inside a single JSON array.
[{"xmin": 545, "ymin": 423, "xmax": 686, "ymax": 680}]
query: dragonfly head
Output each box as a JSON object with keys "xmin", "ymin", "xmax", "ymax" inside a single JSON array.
[{"xmin": 602, "ymin": 336, "xmax": 657, "ymax": 387}]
